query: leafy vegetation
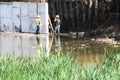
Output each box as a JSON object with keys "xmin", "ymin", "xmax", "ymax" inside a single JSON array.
[{"xmin": 0, "ymin": 50, "xmax": 120, "ymax": 80}]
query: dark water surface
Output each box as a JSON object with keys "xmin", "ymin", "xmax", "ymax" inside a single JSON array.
[{"xmin": 0, "ymin": 32, "xmax": 119, "ymax": 64}]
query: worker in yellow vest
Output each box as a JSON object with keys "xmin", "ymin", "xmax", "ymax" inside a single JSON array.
[{"xmin": 36, "ymin": 15, "xmax": 41, "ymax": 34}]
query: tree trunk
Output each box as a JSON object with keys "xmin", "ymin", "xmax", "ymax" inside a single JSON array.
[
  {"xmin": 82, "ymin": 0, "xmax": 86, "ymax": 22},
  {"xmin": 94, "ymin": 0, "xmax": 98, "ymax": 26},
  {"xmin": 88, "ymin": 0, "xmax": 93, "ymax": 22}
]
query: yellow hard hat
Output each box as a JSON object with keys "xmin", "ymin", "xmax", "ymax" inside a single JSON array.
[{"xmin": 55, "ymin": 15, "xmax": 59, "ymax": 18}]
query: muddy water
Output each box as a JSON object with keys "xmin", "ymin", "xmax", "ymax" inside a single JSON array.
[
  {"xmin": 0, "ymin": 32, "xmax": 119, "ymax": 64},
  {"xmin": 52, "ymin": 35, "xmax": 120, "ymax": 64}
]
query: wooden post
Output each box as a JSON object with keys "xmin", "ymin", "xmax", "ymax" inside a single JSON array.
[{"xmin": 48, "ymin": 15, "xmax": 54, "ymax": 33}]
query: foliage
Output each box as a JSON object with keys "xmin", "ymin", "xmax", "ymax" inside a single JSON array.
[
  {"xmin": 0, "ymin": 50, "xmax": 120, "ymax": 80},
  {"xmin": 0, "ymin": 53, "xmax": 80, "ymax": 80}
]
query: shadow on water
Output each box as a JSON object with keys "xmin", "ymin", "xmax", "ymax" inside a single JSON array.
[{"xmin": 0, "ymin": 32, "xmax": 120, "ymax": 64}]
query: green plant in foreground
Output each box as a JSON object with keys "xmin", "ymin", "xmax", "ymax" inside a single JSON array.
[
  {"xmin": 0, "ymin": 50, "xmax": 120, "ymax": 80},
  {"xmin": 0, "ymin": 53, "xmax": 80, "ymax": 80}
]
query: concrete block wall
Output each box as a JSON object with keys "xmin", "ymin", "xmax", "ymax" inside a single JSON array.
[
  {"xmin": 0, "ymin": 2, "xmax": 48, "ymax": 34},
  {"xmin": 0, "ymin": 2, "xmax": 13, "ymax": 31}
]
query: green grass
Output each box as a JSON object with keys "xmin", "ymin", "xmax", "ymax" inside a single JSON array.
[{"xmin": 0, "ymin": 50, "xmax": 120, "ymax": 80}]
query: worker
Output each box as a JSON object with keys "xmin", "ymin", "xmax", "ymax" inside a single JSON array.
[
  {"xmin": 54, "ymin": 15, "xmax": 61, "ymax": 34},
  {"xmin": 36, "ymin": 15, "xmax": 41, "ymax": 34}
]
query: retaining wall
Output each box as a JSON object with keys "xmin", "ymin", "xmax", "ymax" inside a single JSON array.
[{"xmin": 0, "ymin": 2, "xmax": 48, "ymax": 34}]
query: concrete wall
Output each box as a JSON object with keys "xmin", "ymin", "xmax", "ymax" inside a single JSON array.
[{"xmin": 0, "ymin": 2, "xmax": 48, "ymax": 34}]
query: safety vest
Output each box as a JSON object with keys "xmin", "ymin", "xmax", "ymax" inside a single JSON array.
[{"xmin": 36, "ymin": 18, "xmax": 40, "ymax": 26}]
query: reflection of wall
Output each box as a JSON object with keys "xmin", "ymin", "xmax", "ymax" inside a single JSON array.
[
  {"xmin": 0, "ymin": 33, "xmax": 49, "ymax": 57},
  {"xmin": 0, "ymin": 2, "xmax": 48, "ymax": 34},
  {"xmin": 0, "ymin": 33, "xmax": 14, "ymax": 56},
  {"xmin": 39, "ymin": 35, "xmax": 49, "ymax": 56}
]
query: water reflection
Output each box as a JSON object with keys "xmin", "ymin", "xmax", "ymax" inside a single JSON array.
[
  {"xmin": 0, "ymin": 32, "xmax": 49, "ymax": 57},
  {"xmin": 54, "ymin": 34, "xmax": 62, "ymax": 56},
  {"xmin": 36, "ymin": 37, "xmax": 42, "ymax": 55},
  {"xmin": 0, "ymin": 32, "xmax": 119, "ymax": 64}
]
